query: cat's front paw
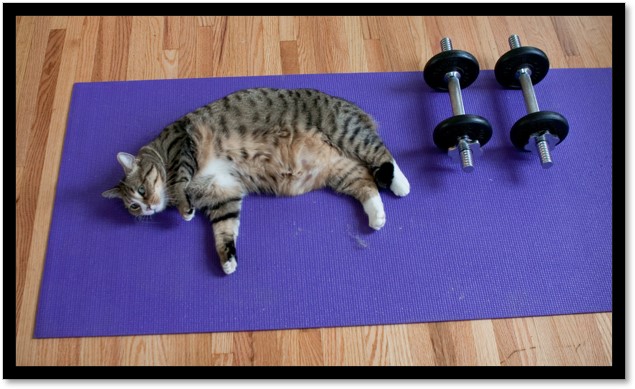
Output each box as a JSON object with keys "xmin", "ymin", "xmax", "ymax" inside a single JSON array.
[
  {"xmin": 363, "ymin": 194, "xmax": 386, "ymax": 230},
  {"xmin": 369, "ymin": 211, "xmax": 386, "ymax": 230},
  {"xmin": 222, "ymin": 256, "xmax": 237, "ymax": 275}
]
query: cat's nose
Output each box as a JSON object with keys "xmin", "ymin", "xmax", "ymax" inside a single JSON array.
[{"xmin": 147, "ymin": 204, "xmax": 155, "ymax": 211}]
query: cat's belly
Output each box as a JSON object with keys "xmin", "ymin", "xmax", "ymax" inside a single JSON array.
[
  {"xmin": 273, "ymin": 159, "xmax": 331, "ymax": 196},
  {"xmin": 193, "ymin": 128, "xmax": 345, "ymax": 197},
  {"xmin": 240, "ymin": 129, "xmax": 341, "ymax": 196}
]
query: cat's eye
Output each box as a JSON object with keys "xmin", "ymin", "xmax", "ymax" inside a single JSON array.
[
  {"xmin": 129, "ymin": 204, "xmax": 140, "ymax": 210},
  {"xmin": 138, "ymin": 185, "xmax": 145, "ymax": 195}
]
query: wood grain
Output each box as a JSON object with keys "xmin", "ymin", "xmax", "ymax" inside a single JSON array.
[
  {"xmin": 177, "ymin": 16, "xmax": 197, "ymax": 78},
  {"xmin": 92, "ymin": 16, "xmax": 132, "ymax": 82},
  {"xmin": 16, "ymin": 16, "xmax": 51, "ymax": 167},
  {"xmin": 15, "ymin": 16, "xmax": 613, "ymax": 366},
  {"xmin": 16, "ymin": 28, "xmax": 65, "ymax": 340}
]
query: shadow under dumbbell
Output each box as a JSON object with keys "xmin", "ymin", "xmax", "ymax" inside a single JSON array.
[
  {"xmin": 397, "ymin": 146, "xmax": 455, "ymax": 191},
  {"xmin": 415, "ymin": 88, "xmax": 456, "ymax": 190},
  {"xmin": 488, "ymin": 88, "xmax": 533, "ymax": 184},
  {"xmin": 381, "ymin": 75, "xmax": 454, "ymax": 191}
]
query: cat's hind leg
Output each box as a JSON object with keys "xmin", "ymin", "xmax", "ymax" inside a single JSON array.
[
  {"xmin": 331, "ymin": 112, "xmax": 410, "ymax": 197},
  {"xmin": 188, "ymin": 180, "xmax": 244, "ymax": 275},
  {"xmin": 328, "ymin": 158, "xmax": 386, "ymax": 230},
  {"xmin": 387, "ymin": 160, "xmax": 410, "ymax": 197}
]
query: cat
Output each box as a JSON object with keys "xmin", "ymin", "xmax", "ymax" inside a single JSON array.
[{"xmin": 102, "ymin": 88, "xmax": 410, "ymax": 274}]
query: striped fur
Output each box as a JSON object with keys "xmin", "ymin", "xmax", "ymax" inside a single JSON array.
[{"xmin": 103, "ymin": 88, "xmax": 410, "ymax": 274}]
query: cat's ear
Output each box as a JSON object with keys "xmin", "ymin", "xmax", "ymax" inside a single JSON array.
[
  {"xmin": 102, "ymin": 187, "xmax": 122, "ymax": 199},
  {"xmin": 116, "ymin": 152, "xmax": 136, "ymax": 174}
]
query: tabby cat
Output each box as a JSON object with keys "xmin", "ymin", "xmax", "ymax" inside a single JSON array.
[{"xmin": 102, "ymin": 88, "xmax": 410, "ymax": 274}]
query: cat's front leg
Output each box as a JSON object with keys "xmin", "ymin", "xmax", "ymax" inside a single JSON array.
[
  {"xmin": 204, "ymin": 196, "xmax": 244, "ymax": 275},
  {"xmin": 172, "ymin": 181, "xmax": 196, "ymax": 221}
]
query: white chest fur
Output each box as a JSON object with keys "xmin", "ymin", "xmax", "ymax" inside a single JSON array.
[{"xmin": 196, "ymin": 158, "xmax": 239, "ymax": 188}]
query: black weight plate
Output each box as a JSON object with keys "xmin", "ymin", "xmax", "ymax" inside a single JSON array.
[
  {"xmin": 510, "ymin": 111, "xmax": 569, "ymax": 150},
  {"xmin": 423, "ymin": 50, "xmax": 480, "ymax": 91},
  {"xmin": 433, "ymin": 114, "xmax": 493, "ymax": 150},
  {"xmin": 494, "ymin": 46, "xmax": 550, "ymax": 88}
]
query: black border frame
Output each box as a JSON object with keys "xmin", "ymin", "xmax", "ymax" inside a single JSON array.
[{"xmin": 4, "ymin": 2, "xmax": 625, "ymax": 379}]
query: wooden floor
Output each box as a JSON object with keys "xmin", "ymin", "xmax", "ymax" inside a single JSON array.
[{"xmin": 15, "ymin": 16, "xmax": 613, "ymax": 366}]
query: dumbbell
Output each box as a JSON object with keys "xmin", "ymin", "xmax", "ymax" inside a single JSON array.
[
  {"xmin": 424, "ymin": 37, "xmax": 492, "ymax": 173},
  {"xmin": 495, "ymin": 34, "xmax": 569, "ymax": 169}
]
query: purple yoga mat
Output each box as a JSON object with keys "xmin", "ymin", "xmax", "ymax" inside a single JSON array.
[{"xmin": 35, "ymin": 69, "xmax": 612, "ymax": 338}]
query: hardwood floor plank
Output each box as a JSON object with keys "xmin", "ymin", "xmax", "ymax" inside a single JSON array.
[
  {"xmin": 210, "ymin": 353, "xmax": 234, "ymax": 366},
  {"xmin": 280, "ymin": 40, "xmax": 300, "ymax": 75},
  {"xmin": 471, "ymin": 320, "xmax": 500, "ymax": 366},
  {"xmin": 252, "ymin": 330, "xmax": 282, "ymax": 366},
  {"xmin": 261, "ymin": 16, "xmax": 282, "ymax": 75},
  {"xmin": 342, "ymin": 17, "xmax": 368, "ymax": 72},
  {"xmin": 15, "ymin": 29, "xmax": 66, "ymax": 347},
  {"xmin": 578, "ymin": 16, "xmax": 612, "ymax": 68},
  {"xmin": 407, "ymin": 323, "xmax": 437, "ymax": 365},
  {"xmin": 278, "ymin": 16, "xmax": 297, "ymax": 41},
  {"xmin": 470, "ymin": 16, "xmax": 500, "ymax": 71},
  {"xmin": 360, "ymin": 16, "xmax": 380, "ymax": 40},
  {"xmin": 363, "ymin": 325, "xmax": 389, "ymax": 365},
  {"xmin": 321, "ymin": 326, "xmax": 366, "ymax": 366},
  {"xmin": 552, "ymin": 314, "xmax": 609, "ymax": 366},
  {"xmin": 163, "ymin": 16, "xmax": 180, "ymax": 50},
  {"xmin": 197, "ymin": 16, "xmax": 217, "ymax": 27},
  {"xmin": 595, "ymin": 312, "xmax": 613, "ymax": 364},
  {"xmin": 92, "ymin": 16, "xmax": 132, "ymax": 81},
  {"xmin": 195, "ymin": 17, "xmax": 227, "ymax": 78},
  {"xmin": 161, "ymin": 49, "xmax": 178, "ymax": 79},
  {"xmin": 405, "ymin": 17, "xmax": 429, "ymax": 70},
  {"xmin": 383, "ymin": 324, "xmax": 413, "ymax": 366},
  {"xmin": 232, "ymin": 332, "xmax": 255, "ymax": 366},
  {"xmin": 374, "ymin": 16, "xmax": 419, "ymax": 71},
  {"xmin": 50, "ymin": 16, "xmax": 68, "ymax": 29},
  {"xmin": 16, "ymin": 16, "xmax": 51, "ymax": 167},
  {"xmin": 433, "ymin": 321, "xmax": 478, "ymax": 365},
  {"xmin": 178, "ymin": 16, "xmax": 197, "ymax": 78},
  {"xmin": 72, "ymin": 17, "xmax": 100, "ymax": 82},
  {"xmin": 297, "ymin": 16, "xmax": 350, "ymax": 74},
  {"xmin": 15, "ymin": 16, "xmax": 36, "ymax": 104},
  {"xmin": 127, "ymin": 16, "xmax": 164, "ymax": 80},
  {"xmin": 532, "ymin": 317, "xmax": 569, "ymax": 366},
  {"xmin": 35, "ymin": 338, "xmax": 81, "ymax": 366},
  {"xmin": 493, "ymin": 318, "xmax": 538, "ymax": 366},
  {"xmin": 80, "ymin": 337, "xmax": 123, "ymax": 366},
  {"xmin": 217, "ymin": 17, "xmax": 267, "ymax": 76},
  {"xmin": 298, "ymin": 329, "xmax": 324, "ymax": 366},
  {"xmin": 428, "ymin": 322, "xmax": 458, "ymax": 366},
  {"xmin": 363, "ymin": 39, "xmax": 387, "ymax": 73}
]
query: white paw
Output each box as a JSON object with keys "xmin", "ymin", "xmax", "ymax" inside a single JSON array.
[
  {"xmin": 369, "ymin": 211, "xmax": 386, "ymax": 230},
  {"xmin": 182, "ymin": 208, "xmax": 195, "ymax": 221},
  {"xmin": 363, "ymin": 194, "xmax": 386, "ymax": 230},
  {"xmin": 222, "ymin": 256, "xmax": 237, "ymax": 275},
  {"xmin": 390, "ymin": 161, "xmax": 410, "ymax": 197}
]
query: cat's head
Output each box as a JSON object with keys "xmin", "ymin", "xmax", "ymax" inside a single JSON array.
[{"xmin": 102, "ymin": 152, "xmax": 168, "ymax": 216}]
